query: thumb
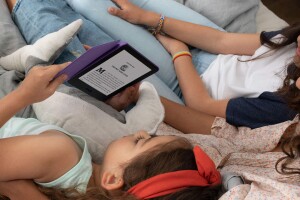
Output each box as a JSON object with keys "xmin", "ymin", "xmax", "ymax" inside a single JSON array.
[{"xmin": 107, "ymin": 7, "xmax": 121, "ymax": 16}]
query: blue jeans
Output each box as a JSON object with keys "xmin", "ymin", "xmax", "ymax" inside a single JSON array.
[
  {"xmin": 12, "ymin": 0, "xmax": 222, "ymax": 104},
  {"xmin": 12, "ymin": 0, "xmax": 183, "ymax": 104},
  {"xmin": 66, "ymin": 0, "xmax": 221, "ymax": 98}
]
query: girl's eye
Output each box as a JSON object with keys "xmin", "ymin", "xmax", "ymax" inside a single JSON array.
[{"xmin": 135, "ymin": 136, "xmax": 144, "ymax": 144}]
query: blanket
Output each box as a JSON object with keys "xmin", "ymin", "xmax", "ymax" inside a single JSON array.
[
  {"xmin": 172, "ymin": 0, "xmax": 260, "ymax": 33},
  {"xmin": 157, "ymin": 118, "xmax": 300, "ymax": 199}
]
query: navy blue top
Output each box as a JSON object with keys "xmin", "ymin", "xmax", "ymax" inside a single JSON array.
[{"xmin": 225, "ymin": 30, "xmax": 297, "ymax": 129}]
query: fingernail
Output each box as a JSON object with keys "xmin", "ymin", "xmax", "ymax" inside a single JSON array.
[{"xmin": 62, "ymin": 74, "xmax": 68, "ymax": 80}]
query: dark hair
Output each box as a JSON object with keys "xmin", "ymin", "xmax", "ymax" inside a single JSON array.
[
  {"xmin": 122, "ymin": 138, "xmax": 222, "ymax": 200},
  {"xmin": 271, "ymin": 22, "xmax": 300, "ymax": 112},
  {"xmin": 276, "ymin": 134, "xmax": 300, "ymax": 175},
  {"xmin": 36, "ymin": 138, "xmax": 222, "ymax": 200}
]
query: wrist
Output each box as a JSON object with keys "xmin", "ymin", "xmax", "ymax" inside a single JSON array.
[
  {"xmin": 143, "ymin": 11, "xmax": 161, "ymax": 27},
  {"xmin": 10, "ymin": 89, "xmax": 33, "ymax": 107},
  {"xmin": 172, "ymin": 51, "xmax": 192, "ymax": 63}
]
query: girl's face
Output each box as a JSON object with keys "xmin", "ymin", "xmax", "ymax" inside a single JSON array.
[{"xmin": 99, "ymin": 131, "xmax": 178, "ymax": 189}]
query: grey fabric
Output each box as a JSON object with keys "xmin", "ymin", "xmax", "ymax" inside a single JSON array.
[
  {"xmin": 222, "ymin": 172, "xmax": 245, "ymax": 191},
  {"xmin": 0, "ymin": 0, "xmax": 26, "ymax": 56},
  {"xmin": 0, "ymin": 11, "xmax": 125, "ymax": 122},
  {"xmin": 57, "ymin": 86, "xmax": 126, "ymax": 123},
  {"xmin": 173, "ymin": 0, "xmax": 260, "ymax": 33},
  {"xmin": 0, "ymin": 65, "xmax": 35, "ymax": 118}
]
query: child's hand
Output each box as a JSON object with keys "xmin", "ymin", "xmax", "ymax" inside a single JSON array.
[
  {"xmin": 108, "ymin": 0, "xmax": 146, "ymax": 24},
  {"xmin": 105, "ymin": 82, "xmax": 140, "ymax": 111},
  {"xmin": 16, "ymin": 63, "xmax": 69, "ymax": 104},
  {"xmin": 156, "ymin": 34, "xmax": 189, "ymax": 55},
  {"xmin": 156, "ymin": 34, "xmax": 189, "ymax": 56}
]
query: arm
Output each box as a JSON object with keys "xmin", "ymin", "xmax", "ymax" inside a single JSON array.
[
  {"xmin": 157, "ymin": 34, "xmax": 229, "ymax": 118},
  {"xmin": 161, "ymin": 97, "xmax": 215, "ymax": 134},
  {"xmin": 108, "ymin": 0, "xmax": 261, "ymax": 55},
  {"xmin": 0, "ymin": 131, "xmax": 81, "ymax": 183},
  {"xmin": 0, "ymin": 63, "xmax": 68, "ymax": 127},
  {"xmin": 0, "ymin": 180, "xmax": 49, "ymax": 200}
]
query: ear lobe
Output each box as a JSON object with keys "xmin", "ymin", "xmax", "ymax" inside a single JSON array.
[{"xmin": 101, "ymin": 171, "xmax": 124, "ymax": 190}]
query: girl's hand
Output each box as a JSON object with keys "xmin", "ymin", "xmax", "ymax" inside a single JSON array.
[
  {"xmin": 105, "ymin": 82, "xmax": 140, "ymax": 111},
  {"xmin": 108, "ymin": 0, "xmax": 147, "ymax": 24},
  {"xmin": 15, "ymin": 63, "xmax": 69, "ymax": 105},
  {"xmin": 156, "ymin": 34, "xmax": 189, "ymax": 56}
]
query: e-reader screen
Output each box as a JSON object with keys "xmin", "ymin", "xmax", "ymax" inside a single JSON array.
[
  {"xmin": 78, "ymin": 50, "xmax": 151, "ymax": 95},
  {"xmin": 68, "ymin": 44, "xmax": 158, "ymax": 101}
]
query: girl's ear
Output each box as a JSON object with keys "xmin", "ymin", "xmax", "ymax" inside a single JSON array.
[{"xmin": 101, "ymin": 171, "xmax": 124, "ymax": 190}]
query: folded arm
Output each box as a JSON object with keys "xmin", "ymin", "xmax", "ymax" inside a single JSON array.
[{"xmin": 108, "ymin": 0, "xmax": 261, "ymax": 55}]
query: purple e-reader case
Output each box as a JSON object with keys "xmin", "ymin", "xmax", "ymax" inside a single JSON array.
[
  {"xmin": 55, "ymin": 40, "xmax": 122, "ymax": 80},
  {"xmin": 55, "ymin": 40, "xmax": 159, "ymax": 101}
]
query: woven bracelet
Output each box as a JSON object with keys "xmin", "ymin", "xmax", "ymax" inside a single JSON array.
[{"xmin": 151, "ymin": 15, "xmax": 165, "ymax": 36}]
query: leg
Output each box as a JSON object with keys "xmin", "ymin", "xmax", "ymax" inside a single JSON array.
[
  {"xmin": 11, "ymin": 0, "xmax": 113, "ymax": 64},
  {"xmin": 66, "ymin": 0, "xmax": 221, "ymax": 97}
]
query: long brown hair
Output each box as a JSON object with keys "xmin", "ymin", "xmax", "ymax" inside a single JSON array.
[
  {"xmin": 121, "ymin": 138, "xmax": 222, "ymax": 200},
  {"xmin": 34, "ymin": 138, "xmax": 221, "ymax": 199},
  {"xmin": 275, "ymin": 134, "xmax": 300, "ymax": 175},
  {"xmin": 274, "ymin": 22, "xmax": 300, "ymax": 112}
]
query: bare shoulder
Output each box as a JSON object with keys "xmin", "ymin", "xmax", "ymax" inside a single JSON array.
[
  {"xmin": 36, "ymin": 130, "xmax": 83, "ymax": 182},
  {"xmin": 0, "ymin": 130, "xmax": 83, "ymax": 182}
]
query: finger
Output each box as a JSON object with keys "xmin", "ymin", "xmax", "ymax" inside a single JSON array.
[
  {"xmin": 107, "ymin": 6, "xmax": 121, "ymax": 16},
  {"xmin": 48, "ymin": 74, "xmax": 68, "ymax": 92},
  {"xmin": 132, "ymin": 82, "xmax": 141, "ymax": 90},
  {"xmin": 45, "ymin": 62, "xmax": 71, "ymax": 77},
  {"xmin": 83, "ymin": 44, "xmax": 92, "ymax": 50},
  {"xmin": 111, "ymin": 0, "xmax": 125, "ymax": 7}
]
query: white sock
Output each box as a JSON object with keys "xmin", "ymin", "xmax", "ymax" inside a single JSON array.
[{"xmin": 0, "ymin": 19, "xmax": 83, "ymax": 72}]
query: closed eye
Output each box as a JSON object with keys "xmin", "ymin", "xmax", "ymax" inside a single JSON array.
[{"xmin": 135, "ymin": 135, "xmax": 145, "ymax": 144}]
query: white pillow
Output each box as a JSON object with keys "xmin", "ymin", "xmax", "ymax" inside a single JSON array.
[{"xmin": 33, "ymin": 81, "xmax": 164, "ymax": 162}]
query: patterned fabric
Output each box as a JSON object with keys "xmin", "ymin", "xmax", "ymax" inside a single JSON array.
[{"xmin": 156, "ymin": 117, "xmax": 300, "ymax": 199}]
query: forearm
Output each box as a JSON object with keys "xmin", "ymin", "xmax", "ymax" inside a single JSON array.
[
  {"xmin": 173, "ymin": 56, "xmax": 228, "ymax": 118},
  {"xmin": 161, "ymin": 97, "xmax": 214, "ymax": 134},
  {"xmin": 0, "ymin": 90, "xmax": 29, "ymax": 127},
  {"xmin": 142, "ymin": 12, "xmax": 224, "ymax": 54}
]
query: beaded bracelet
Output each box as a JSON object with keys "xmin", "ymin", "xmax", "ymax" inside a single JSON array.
[
  {"xmin": 151, "ymin": 15, "xmax": 165, "ymax": 36},
  {"xmin": 172, "ymin": 51, "xmax": 192, "ymax": 62}
]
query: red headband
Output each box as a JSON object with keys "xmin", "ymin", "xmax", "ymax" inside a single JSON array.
[{"xmin": 128, "ymin": 146, "xmax": 221, "ymax": 199}]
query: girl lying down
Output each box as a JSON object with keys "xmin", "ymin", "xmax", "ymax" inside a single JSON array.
[
  {"xmin": 0, "ymin": 62, "xmax": 224, "ymax": 199},
  {"xmin": 0, "ymin": 20, "xmax": 224, "ymax": 199},
  {"xmin": 0, "ymin": 15, "xmax": 299, "ymax": 200},
  {"xmin": 0, "ymin": 63, "xmax": 299, "ymax": 200}
]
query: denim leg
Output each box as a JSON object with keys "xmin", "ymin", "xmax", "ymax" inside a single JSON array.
[
  {"xmin": 66, "ymin": 0, "xmax": 221, "ymax": 99},
  {"xmin": 12, "ymin": 0, "xmax": 113, "ymax": 64}
]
